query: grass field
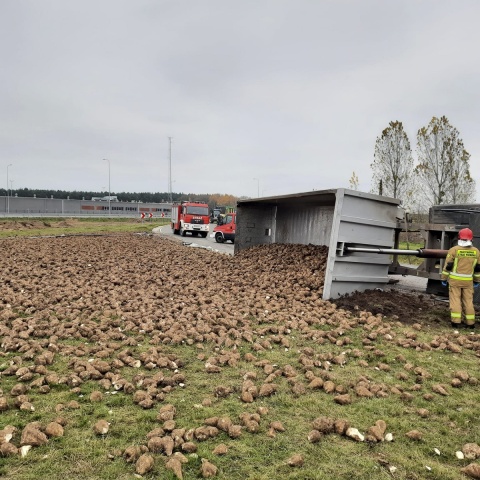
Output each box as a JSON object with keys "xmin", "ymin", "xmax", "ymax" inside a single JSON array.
[
  {"xmin": 0, "ymin": 223, "xmax": 479, "ymax": 480},
  {"xmin": 0, "ymin": 217, "xmax": 171, "ymax": 238},
  {"xmin": 395, "ymin": 242, "xmax": 424, "ymax": 266}
]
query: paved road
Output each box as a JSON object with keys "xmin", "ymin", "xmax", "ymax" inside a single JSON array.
[
  {"xmin": 388, "ymin": 272, "xmax": 428, "ymax": 292},
  {"xmin": 153, "ymin": 223, "xmax": 234, "ymax": 255}
]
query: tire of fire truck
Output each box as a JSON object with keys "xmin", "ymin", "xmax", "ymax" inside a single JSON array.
[
  {"xmin": 200, "ymin": 232, "xmax": 208, "ymax": 238},
  {"xmin": 180, "ymin": 227, "xmax": 186, "ymax": 237},
  {"xmin": 215, "ymin": 232, "xmax": 224, "ymax": 243}
]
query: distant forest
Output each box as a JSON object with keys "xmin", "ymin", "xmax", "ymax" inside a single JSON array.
[{"xmin": 0, "ymin": 188, "xmax": 240, "ymax": 208}]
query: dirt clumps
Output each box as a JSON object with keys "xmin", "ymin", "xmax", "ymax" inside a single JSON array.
[{"xmin": 333, "ymin": 288, "xmax": 451, "ymax": 325}]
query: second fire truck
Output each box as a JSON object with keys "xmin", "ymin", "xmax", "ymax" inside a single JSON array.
[{"xmin": 171, "ymin": 201, "xmax": 210, "ymax": 237}]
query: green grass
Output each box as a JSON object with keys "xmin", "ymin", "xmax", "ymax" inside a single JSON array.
[
  {"xmin": 1, "ymin": 319, "xmax": 479, "ymax": 479},
  {"xmin": 396, "ymin": 241, "xmax": 424, "ymax": 265},
  {"xmin": 0, "ymin": 228, "xmax": 477, "ymax": 479},
  {"xmin": 0, "ymin": 217, "xmax": 170, "ymax": 238}
]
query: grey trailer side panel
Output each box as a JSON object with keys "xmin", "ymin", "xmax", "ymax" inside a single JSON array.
[
  {"xmin": 324, "ymin": 189, "xmax": 399, "ymax": 299},
  {"xmin": 275, "ymin": 206, "xmax": 334, "ymax": 246},
  {"xmin": 235, "ymin": 205, "xmax": 276, "ymax": 251}
]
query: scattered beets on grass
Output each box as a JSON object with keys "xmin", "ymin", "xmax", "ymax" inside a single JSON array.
[{"xmin": 0, "ymin": 235, "xmax": 478, "ymax": 476}]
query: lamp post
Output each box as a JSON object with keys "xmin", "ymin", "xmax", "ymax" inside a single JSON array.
[
  {"xmin": 103, "ymin": 159, "xmax": 111, "ymax": 217},
  {"xmin": 6, "ymin": 164, "xmax": 12, "ymax": 215},
  {"xmin": 168, "ymin": 137, "xmax": 173, "ymax": 204},
  {"xmin": 253, "ymin": 177, "xmax": 260, "ymax": 198}
]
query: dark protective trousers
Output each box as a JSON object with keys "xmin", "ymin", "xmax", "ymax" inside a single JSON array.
[{"xmin": 449, "ymin": 283, "xmax": 475, "ymax": 325}]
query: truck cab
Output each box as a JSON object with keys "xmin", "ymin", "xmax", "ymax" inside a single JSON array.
[
  {"xmin": 171, "ymin": 201, "xmax": 210, "ymax": 237},
  {"xmin": 210, "ymin": 207, "xmax": 223, "ymax": 223},
  {"xmin": 212, "ymin": 212, "xmax": 236, "ymax": 243}
]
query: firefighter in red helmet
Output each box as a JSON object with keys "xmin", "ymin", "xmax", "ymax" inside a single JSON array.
[{"xmin": 441, "ymin": 228, "xmax": 480, "ymax": 328}]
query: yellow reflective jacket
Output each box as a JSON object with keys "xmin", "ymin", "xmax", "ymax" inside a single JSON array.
[{"xmin": 441, "ymin": 244, "xmax": 480, "ymax": 286}]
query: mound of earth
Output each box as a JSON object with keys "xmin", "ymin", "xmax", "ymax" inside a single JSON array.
[
  {"xmin": 0, "ymin": 220, "xmax": 51, "ymax": 230},
  {"xmin": 334, "ymin": 288, "xmax": 451, "ymax": 326}
]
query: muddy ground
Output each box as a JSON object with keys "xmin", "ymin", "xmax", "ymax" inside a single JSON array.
[
  {"xmin": 334, "ymin": 288, "xmax": 451, "ymax": 327},
  {"xmin": 0, "ymin": 219, "xmax": 138, "ymax": 230},
  {"xmin": 0, "ymin": 219, "xmax": 74, "ymax": 230}
]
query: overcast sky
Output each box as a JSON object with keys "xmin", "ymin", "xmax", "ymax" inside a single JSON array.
[{"xmin": 1, "ymin": 0, "xmax": 479, "ymax": 199}]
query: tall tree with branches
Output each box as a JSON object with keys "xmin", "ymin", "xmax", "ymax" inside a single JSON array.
[
  {"xmin": 415, "ymin": 116, "xmax": 475, "ymax": 206},
  {"xmin": 348, "ymin": 171, "xmax": 359, "ymax": 190},
  {"xmin": 371, "ymin": 121, "xmax": 415, "ymax": 206}
]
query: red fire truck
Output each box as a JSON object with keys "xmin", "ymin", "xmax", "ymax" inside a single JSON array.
[
  {"xmin": 212, "ymin": 212, "xmax": 236, "ymax": 243},
  {"xmin": 171, "ymin": 201, "xmax": 210, "ymax": 237}
]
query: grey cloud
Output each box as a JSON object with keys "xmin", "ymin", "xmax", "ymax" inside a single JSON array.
[{"xmin": 1, "ymin": 0, "xmax": 479, "ymax": 196}]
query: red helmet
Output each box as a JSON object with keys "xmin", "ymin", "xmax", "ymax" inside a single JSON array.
[{"xmin": 458, "ymin": 228, "xmax": 473, "ymax": 241}]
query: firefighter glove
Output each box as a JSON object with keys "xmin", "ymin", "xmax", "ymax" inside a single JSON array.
[
  {"xmin": 441, "ymin": 281, "xmax": 448, "ymax": 287},
  {"xmin": 474, "ymin": 283, "xmax": 480, "ymax": 289}
]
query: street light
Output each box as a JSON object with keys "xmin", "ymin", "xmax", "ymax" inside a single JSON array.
[
  {"xmin": 6, "ymin": 164, "xmax": 12, "ymax": 215},
  {"xmin": 253, "ymin": 177, "xmax": 260, "ymax": 198},
  {"xmin": 103, "ymin": 159, "xmax": 111, "ymax": 217},
  {"xmin": 168, "ymin": 137, "xmax": 173, "ymax": 204}
]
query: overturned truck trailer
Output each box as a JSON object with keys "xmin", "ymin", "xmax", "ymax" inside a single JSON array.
[
  {"xmin": 235, "ymin": 189, "xmax": 402, "ymax": 300},
  {"xmin": 389, "ymin": 203, "xmax": 480, "ymax": 302}
]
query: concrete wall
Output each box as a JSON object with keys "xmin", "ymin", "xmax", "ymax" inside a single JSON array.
[{"xmin": 0, "ymin": 196, "xmax": 172, "ymax": 217}]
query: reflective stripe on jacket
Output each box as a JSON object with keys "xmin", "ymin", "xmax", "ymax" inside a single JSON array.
[{"xmin": 441, "ymin": 244, "xmax": 480, "ymax": 285}]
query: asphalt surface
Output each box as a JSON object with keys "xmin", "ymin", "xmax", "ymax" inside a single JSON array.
[
  {"xmin": 153, "ymin": 223, "xmax": 235, "ymax": 255},
  {"xmin": 389, "ymin": 272, "xmax": 428, "ymax": 292}
]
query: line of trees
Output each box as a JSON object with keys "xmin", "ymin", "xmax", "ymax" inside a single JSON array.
[
  {"xmin": 0, "ymin": 188, "xmax": 240, "ymax": 211},
  {"xmin": 0, "ymin": 188, "xmax": 180, "ymax": 203},
  {"xmin": 370, "ymin": 116, "xmax": 475, "ymax": 212}
]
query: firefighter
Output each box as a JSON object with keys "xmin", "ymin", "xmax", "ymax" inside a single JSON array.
[{"xmin": 441, "ymin": 228, "xmax": 480, "ymax": 328}]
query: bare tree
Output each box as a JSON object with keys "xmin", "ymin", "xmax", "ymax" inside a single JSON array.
[
  {"xmin": 415, "ymin": 116, "xmax": 475, "ymax": 206},
  {"xmin": 349, "ymin": 171, "xmax": 359, "ymax": 190},
  {"xmin": 371, "ymin": 121, "xmax": 415, "ymax": 206},
  {"xmin": 449, "ymin": 147, "xmax": 476, "ymax": 204}
]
